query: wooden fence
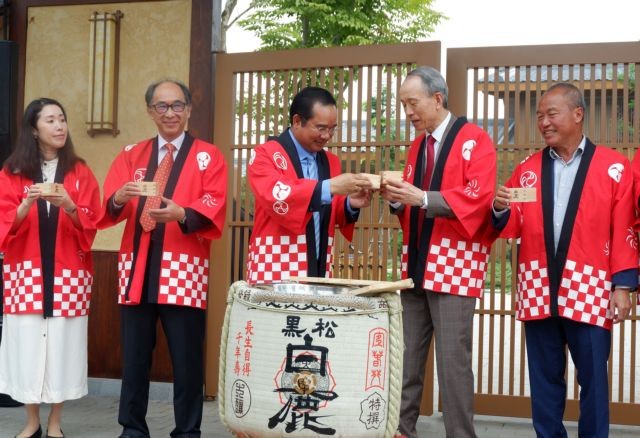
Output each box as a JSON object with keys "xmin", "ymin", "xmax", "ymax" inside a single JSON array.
[{"xmin": 207, "ymin": 41, "xmax": 640, "ymax": 425}]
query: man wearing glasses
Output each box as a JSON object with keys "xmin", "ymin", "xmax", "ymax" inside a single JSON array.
[
  {"xmin": 99, "ymin": 80, "xmax": 227, "ymax": 437},
  {"xmin": 246, "ymin": 86, "xmax": 372, "ymax": 284}
]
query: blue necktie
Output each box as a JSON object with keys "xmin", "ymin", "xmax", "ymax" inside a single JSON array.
[{"xmin": 303, "ymin": 155, "xmax": 321, "ymax": 257}]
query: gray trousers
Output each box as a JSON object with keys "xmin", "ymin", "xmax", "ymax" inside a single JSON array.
[{"xmin": 399, "ymin": 288, "xmax": 477, "ymax": 438}]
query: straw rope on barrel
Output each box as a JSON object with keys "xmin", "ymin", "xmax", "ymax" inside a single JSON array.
[
  {"xmin": 379, "ymin": 292, "xmax": 403, "ymax": 438},
  {"xmin": 218, "ymin": 281, "xmax": 404, "ymax": 438},
  {"xmin": 217, "ymin": 280, "xmax": 239, "ymax": 434}
]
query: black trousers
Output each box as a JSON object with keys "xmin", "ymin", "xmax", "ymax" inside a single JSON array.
[{"xmin": 118, "ymin": 302, "xmax": 206, "ymax": 438}]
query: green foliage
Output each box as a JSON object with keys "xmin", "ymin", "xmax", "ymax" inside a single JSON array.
[
  {"xmin": 240, "ymin": 0, "xmax": 445, "ymax": 50},
  {"xmin": 484, "ymin": 241, "xmax": 514, "ymax": 292},
  {"xmin": 366, "ymin": 88, "xmax": 402, "ymax": 141},
  {"xmin": 486, "ymin": 257, "xmax": 513, "ymax": 292}
]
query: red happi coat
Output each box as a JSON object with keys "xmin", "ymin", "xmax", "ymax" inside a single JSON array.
[
  {"xmin": 246, "ymin": 130, "xmax": 355, "ymax": 284},
  {"xmin": 632, "ymin": 149, "xmax": 640, "ymax": 211},
  {"xmin": 0, "ymin": 162, "xmax": 100, "ymax": 317},
  {"xmin": 501, "ymin": 141, "xmax": 637, "ymax": 329},
  {"xmin": 99, "ymin": 134, "xmax": 227, "ymax": 309},
  {"xmin": 398, "ymin": 118, "xmax": 497, "ymax": 297}
]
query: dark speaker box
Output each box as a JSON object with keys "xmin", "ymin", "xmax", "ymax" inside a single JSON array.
[
  {"xmin": 0, "ymin": 41, "xmax": 23, "ymax": 408},
  {"xmin": 0, "ymin": 40, "xmax": 18, "ymax": 166}
]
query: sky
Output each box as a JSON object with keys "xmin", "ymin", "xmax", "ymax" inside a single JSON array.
[{"xmin": 224, "ymin": 0, "xmax": 640, "ymax": 53}]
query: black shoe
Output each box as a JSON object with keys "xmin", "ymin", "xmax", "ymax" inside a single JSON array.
[{"xmin": 15, "ymin": 425, "xmax": 42, "ymax": 438}]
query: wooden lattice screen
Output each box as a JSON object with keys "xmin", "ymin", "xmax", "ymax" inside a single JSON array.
[{"xmin": 206, "ymin": 41, "xmax": 640, "ymax": 424}]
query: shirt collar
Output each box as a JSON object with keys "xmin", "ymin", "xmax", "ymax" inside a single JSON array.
[
  {"xmin": 428, "ymin": 111, "xmax": 451, "ymax": 144},
  {"xmin": 158, "ymin": 131, "xmax": 186, "ymax": 151},
  {"xmin": 549, "ymin": 136, "xmax": 586, "ymax": 163},
  {"xmin": 288, "ymin": 129, "xmax": 316, "ymax": 162}
]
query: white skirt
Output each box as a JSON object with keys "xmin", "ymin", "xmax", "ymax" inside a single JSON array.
[{"xmin": 0, "ymin": 314, "xmax": 88, "ymax": 404}]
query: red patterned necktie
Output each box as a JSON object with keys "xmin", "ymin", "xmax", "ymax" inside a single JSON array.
[
  {"xmin": 139, "ymin": 143, "xmax": 175, "ymax": 232},
  {"xmin": 423, "ymin": 134, "xmax": 436, "ymax": 189},
  {"xmin": 418, "ymin": 135, "xmax": 436, "ymax": 241}
]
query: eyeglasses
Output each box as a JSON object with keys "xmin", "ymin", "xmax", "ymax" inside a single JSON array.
[
  {"xmin": 149, "ymin": 101, "xmax": 187, "ymax": 114},
  {"xmin": 306, "ymin": 121, "xmax": 338, "ymax": 136}
]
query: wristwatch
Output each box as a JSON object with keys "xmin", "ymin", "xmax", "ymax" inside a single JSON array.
[
  {"xmin": 420, "ymin": 191, "xmax": 428, "ymax": 209},
  {"xmin": 178, "ymin": 211, "xmax": 187, "ymax": 224}
]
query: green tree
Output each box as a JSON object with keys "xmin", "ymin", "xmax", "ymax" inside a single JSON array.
[{"xmin": 235, "ymin": 0, "xmax": 445, "ymax": 50}]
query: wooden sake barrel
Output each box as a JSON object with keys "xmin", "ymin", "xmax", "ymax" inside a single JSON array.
[{"xmin": 219, "ymin": 280, "xmax": 403, "ymax": 438}]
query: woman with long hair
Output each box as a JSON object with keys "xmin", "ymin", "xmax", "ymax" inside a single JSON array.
[{"xmin": 0, "ymin": 98, "xmax": 100, "ymax": 438}]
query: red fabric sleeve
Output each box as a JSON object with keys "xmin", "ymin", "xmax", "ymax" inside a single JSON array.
[
  {"xmin": 609, "ymin": 156, "xmax": 639, "ymax": 275},
  {"xmin": 64, "ymin": 163, "xmax": 101, "ymax": 252},
  {"xmin": 0, "ymin": 171, "xmax": 25, "ymax": 249},
  {"xmin": 97, "ymin": 147, "xmax": 139, "ymax": 230},
  {"xmin": 248, "ymin": 143, "xmax": 316, "ymax": 235},
  {"xmin": 632, "ymin": 150, "xmax": 640, "ymax": 223},
  {"xmin": 326, "ymin": 153, "xmax": 355, "ymax": 241},
  {"xmin": 184, "ymin": 145, "xmax": 228, "ymax": 240},
  {"xmin": 441, "ymin": 130, "xmax": 497, "ymax": 239},
  {"xmin": 497, "ymin": 163, "xmax": 525, "ymax": 239}
]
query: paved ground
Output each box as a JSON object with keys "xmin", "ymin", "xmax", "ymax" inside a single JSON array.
[{"xmin": 0, "ymin": 379, "xmax": 639, "ymax": 437}]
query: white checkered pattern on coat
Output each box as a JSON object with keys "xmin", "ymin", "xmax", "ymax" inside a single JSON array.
[
  {"xmin": 516, "ymin": 259, "xmax": 550, "ymax": 320},
  {"xmin": 401, "ymin": 244, "xmax": 408, "ymax": 274},
  {"xmin": 558, "ymin": 259, "xmax": 611, "ymax": 329},
  {"xmin": 423, "ymin": 238, "xmax": 489, "ymax": 297},
  {"xmin": 158, "ymin": 252, "xmax": 209, "ymax": 309},
  {"xmin": 247, "ymin": 235, "xmax": 309, "ymax": 284},
  {"xmin": 53, "ymin": 269, "xmax": 93, "ymax": 317},
  {"xmin": 325, "ymin": 236, "xmax": 334, "ymax": 276},
  {"xmin": 117, "ymin": 252, "xmax": 133, "ymax": 304},
  {"xmin": 3, "ymin": 260, "xmax": 43, "ymax": 314}
]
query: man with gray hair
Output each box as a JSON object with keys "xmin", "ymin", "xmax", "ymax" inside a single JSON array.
[{"xmin": 382, "ymin": 66, "xmax": 498, "ymax": 437}]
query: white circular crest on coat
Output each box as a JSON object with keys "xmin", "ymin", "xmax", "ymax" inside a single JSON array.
[
  {"xmin": 406, "ymin": 165, "xmax": 413, "ymax": 179},
  {"xmin": 273, "ymin": 201, "xmax": 289, "ymax": 215},
  {"xmin": 134, "ymin": 168, "xmax": 147, "ymax": 182},
  {"xmin": 249, "ymin": 149, "xmax": 256, "ymax": 166},
  {"xmin": 196, "ymin": 152, "xmax": 211, "ymax": 171},
  {"xmin": 124, "ymin": 144, "xmax": 136, "ymax": 152},
  {"xmin": 273, "ymin": 152, "xmax": 288, "ymax": 170},
  {"xmin": 607, "ymin": 163, "xmax": 624, "ymax": 183},
  {"xmin": 626, "ymin": 227, "xmax": 638, "ymax": 249},
  {"xmin": 272, "ymin": 181, "xmax": 292, "ymax": 201},
  {"xmin": 464, "ymin": 179, "xmax": 480, "ymax": 198},
  {"xmin": 202, "ymin": 193, "xmax": 218, "ymax": 207},
  {"xmin": 461, "ymin": 140, "xmax": 476, "ymax": 161},
  {"xmin": 519, "ymin": 171, "xmax": 537, "ymax": 188}
]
